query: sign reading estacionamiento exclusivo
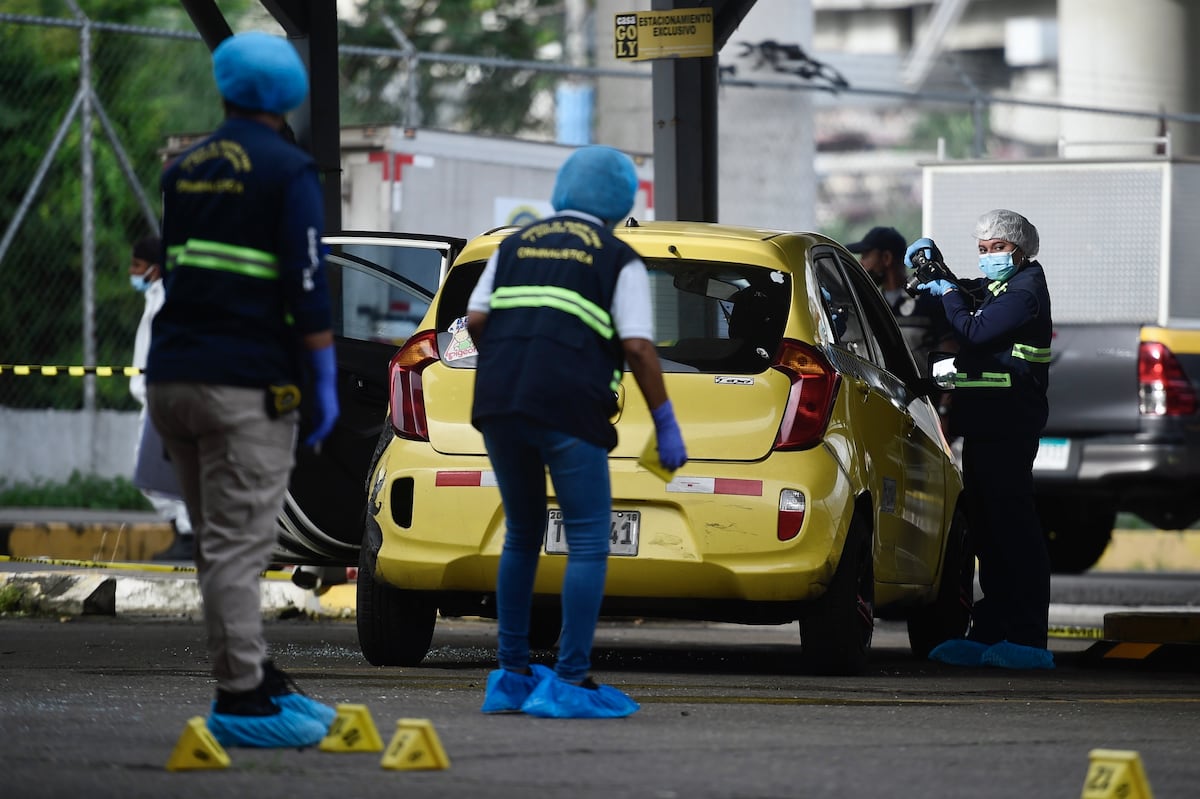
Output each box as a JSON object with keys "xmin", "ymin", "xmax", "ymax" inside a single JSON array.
[{"xmin": 614, "ymin": 10, "xmax": 714, "ymax": 61}]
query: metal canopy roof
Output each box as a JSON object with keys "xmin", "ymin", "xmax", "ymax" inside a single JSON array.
[{"xmin": 178, "ymin": 0, "xmax": 759, "ymax": 228}]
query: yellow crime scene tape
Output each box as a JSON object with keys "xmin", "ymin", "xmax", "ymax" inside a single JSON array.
[
  {"xmin": 0, "ymin": 365, "xmax": 141, "ymax": 377},
  {"xmin": 0, "ymin": 554, "xmax": 293, "ymax": 580}
]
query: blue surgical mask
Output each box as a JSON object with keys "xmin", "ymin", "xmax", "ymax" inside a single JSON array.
[
  {"xmin": 130, "ymin": 274, "xmax": 150, "ymax": 293},
  {"xmin": 978, "ymin": 251, "xmax": 1018, "ymax": 282}
]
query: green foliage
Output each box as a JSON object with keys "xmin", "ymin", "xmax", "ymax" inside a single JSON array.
[
  {"xmin": 340, "ymin": 0, "xmax": 563, "ymax": 134},
  {"xmin": 1, "ymin": 3, "xmax": 225, "ymax": 410},
  {"xmin": 903, "ymin": 108, "xmax": 983, "ymax": 160},
  {"xmin": 0, "ymin": 583, "xmax": 23, "ymax": 615},
  {"xmin": 0, "ymin": 471, "xmax": 153, "ymax": 510}
]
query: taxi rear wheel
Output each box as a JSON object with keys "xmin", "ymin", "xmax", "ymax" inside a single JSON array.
[
  {"xmin": 799, "ymin": 514, "xmax": 874, "ymax": 675},
  {"xmin": 906, "ymin": 508, "xmax": 973, "ymax": 658},
  {"xmin": 356, "ymin": 534, "xmax": 437, "ymax": 667}
]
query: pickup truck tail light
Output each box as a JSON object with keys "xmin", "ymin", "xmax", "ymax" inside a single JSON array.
[
  {"xmin": 771, "ymin": 339, "xmax": 840, "ymax": 450},
  {"xmin": 1138, "ymin": 341, "xmax": 1197, "ymax": 416},
  {"xmin": 389, "ymin": 330, "xmax": 439, "ymax": 440}
]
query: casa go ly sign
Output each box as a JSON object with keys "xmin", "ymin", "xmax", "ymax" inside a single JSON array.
[{"xmin": 614, "ymin": 9, "xmax": 714, "ymax": 61}]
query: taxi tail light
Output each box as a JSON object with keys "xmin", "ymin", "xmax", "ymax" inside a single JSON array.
[
  {"xmin": 778, "ymin": 489, "xmax": 806, "ymax": 541},
  {"xmin": 389, "ymin": 330, "xmax": 439, "ymax": 440},
  {"xmin": 1138, "ymin": 342, "xmax": 1197, "ymax": 416},
  {"xmin": 771, "ymin": 339, "xmax": 839, "ymax": 450}
]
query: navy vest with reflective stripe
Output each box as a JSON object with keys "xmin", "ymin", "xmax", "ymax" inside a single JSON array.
[
  {"xmin": 148, "ymin": 118, "xmax": 319, "ymax": 388},
  {"xmin": 472, "ymin": 216, "xmax": 636, "ymax": 450},
  {"xmin": 952, "ymin": 262, "xmax": 1052, "ymax": 437}
]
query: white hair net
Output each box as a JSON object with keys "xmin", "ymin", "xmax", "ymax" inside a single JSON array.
[{"xmin": 973, "ymin": 209, "xmax": 1039, "ymax": 258}]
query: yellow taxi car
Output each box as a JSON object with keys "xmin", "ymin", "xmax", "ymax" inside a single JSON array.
[{"xmin": 358, "ymin": 220, "xmax": 971, "ymax": 675}]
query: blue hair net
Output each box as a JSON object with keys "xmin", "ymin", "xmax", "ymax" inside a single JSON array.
[
  {"xmin": 213, "ymin": 32, "xmax": 309, "ymax": 115},
  {"xmin": 551, "ymin": 146, "xmax": 639, "ymax": 224}
]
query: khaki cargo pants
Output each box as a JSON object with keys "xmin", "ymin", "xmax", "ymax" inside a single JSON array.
[{"xmin": 148, "ymin": 383, "xmax": 296, "ymax": 693}]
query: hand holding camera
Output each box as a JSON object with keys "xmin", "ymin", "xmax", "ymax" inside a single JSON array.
[{"xmin": 903, "ymin": 237, "xmax": 960, "ymax": 297}]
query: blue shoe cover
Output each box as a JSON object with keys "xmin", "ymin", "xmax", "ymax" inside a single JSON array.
[
  {"xmin": 929, "ymin": 638, "xmax": 991, "ymax": 667},
  {"xmin": 481, "ymin": 663, "xmax": 555, "ymax": 713},
  {"xmin": 981, "ymin": 641, "xmax": 1055, "ymax": 670},
  {"xmin": 273, "ymin": 692, "xmax": 337, "ymax": 728},
  {"xmin": 520, "ymin": 677, "xmax": 639, "ymax": 719},
  {"xmin": 207, "ymin": 702, "xmax": 328, "ymax": 748}
]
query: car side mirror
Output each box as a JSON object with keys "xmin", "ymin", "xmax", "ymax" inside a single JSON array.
[{"xmin": 927, "ymin": 351, "xmax": 957, "ymax": 390}]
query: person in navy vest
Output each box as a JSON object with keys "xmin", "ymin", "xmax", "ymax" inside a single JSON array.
[
  {"xmin": 906, "ymin": 209, "xmax": 1054, "ymax": 670},
  {"xmin": 147, "ymin": 32, "xmax": 339, "ymax": 747},
  {"xmin": 467, "ymin": 146, "xmax": 688, "ymax": 718}
]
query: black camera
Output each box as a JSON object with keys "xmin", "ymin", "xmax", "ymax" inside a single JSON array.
[{"xmin": 904, "ymin": 246, "xmax": 959, "ymax": 297}]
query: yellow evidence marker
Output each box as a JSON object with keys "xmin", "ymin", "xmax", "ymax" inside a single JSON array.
[
  {"xmin": 165, "ymin": 716, "xmax": 231, "ymax": 771},
  {"xmin": 380, "ymin": 718, "xmax": 451, "ymax": 771},
  {"xmin": 1081, "ymin": 749, "xmax": 1155, "ymax": 799},
  {"xmin": 320, "ymin": 704, "xmax": 384, "ymax": 753}
]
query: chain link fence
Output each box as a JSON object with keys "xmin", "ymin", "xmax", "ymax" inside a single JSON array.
[{"xmin": 4, "ymin": 7, "xmax": 1199, "ymax": 413}]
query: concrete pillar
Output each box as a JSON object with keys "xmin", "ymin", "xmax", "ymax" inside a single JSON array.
[{"xmin": 1059, "ymin": 0, "xmax": 1200, "ymax": 156}]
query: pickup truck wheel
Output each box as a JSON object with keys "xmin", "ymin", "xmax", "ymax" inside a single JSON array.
[
  {"xmin": 799, "ymin": 515, "xmax": 874, "ymax": 675},
  {"xmin": 356, "ymin": 533, "xmax": 437, "ymax": 666},
  {"xmin": 1037, "ymin": 497, "xmax": 1115, "ymax": 574},
  {"xmin": 906, "ymin": 509, "xmax": 973, "ymax": 658}
]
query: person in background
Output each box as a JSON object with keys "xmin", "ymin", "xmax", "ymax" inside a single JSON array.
[
  {"xmin": 128, "ymin": 235, "xmax": 194, "ymax": 560},
  {"xmin": 467, "ymin": 145, "xmax": 687, "ymax": 718},
  {"xmin": 847, "ymin": 225, "xmax": 955, "ymax": 379},
  {"xmin": 906, "ymin": 209, "xmax": 1054, "ymax": 670},
  {"xmin": 146, "ymin": 32, "xmax": 340, "ymax": 748}
]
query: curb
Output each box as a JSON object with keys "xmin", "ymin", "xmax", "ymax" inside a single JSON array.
[{"xmin": 0, "ymin": 565, "xmax": 358, "ymax": 619}]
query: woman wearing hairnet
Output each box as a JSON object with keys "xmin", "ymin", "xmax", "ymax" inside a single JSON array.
[
  {"xmin": 467, "ymin": 146, "xmax": 687, "ymax": 717},
  {"xmin": 905, "ymin": 209, "xmax": 1054, "ymax": 670}
]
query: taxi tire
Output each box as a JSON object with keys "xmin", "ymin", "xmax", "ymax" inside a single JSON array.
[
  {"xmin": 906, "ymin": 508, "xmax": 973, "ymax": 658},
  {"xmin": 799, "ymin": 514, "xmax": 875, "ymax": 676},
  {"xmin": 356, "ymin": 537, "xmax": 437, "ymax": 667}
]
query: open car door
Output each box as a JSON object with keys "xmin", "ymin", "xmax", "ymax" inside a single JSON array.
[{"xmin": 276, "ymin": 232, "xmax": 466, "ymax": 565}]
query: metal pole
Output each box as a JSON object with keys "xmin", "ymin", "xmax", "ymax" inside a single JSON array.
[
  {"xmin": 381, "ymin": 16, "xmax": 421, "ymax": 127},
  {"xmin": 78, "ymin": 10, "xmax": 96, "ymax": 412}
]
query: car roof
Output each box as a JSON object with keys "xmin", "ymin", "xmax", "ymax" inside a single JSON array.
[{"xmin": 454, "ymin": 219, "xmax": 844, "ymax": 273}]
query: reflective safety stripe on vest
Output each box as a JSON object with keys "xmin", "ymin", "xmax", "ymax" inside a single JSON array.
[
  {"xmin": 1011, "ymin": 343, "xmax": 1051, "ymax": 363},
  {"xmin": 610, "ymin": 368, "xmax": 621, "ymax": 393},
  {"xmin": 954, "ymin": 371, "xmax": 1012, "ymax": 388},
  {"xmin": 167, "ymin": 239, "xmax": 280, "ymax": 280},
  {"xmin": 490, "ymin": 284, "xmax": 615, "ymax": 340}
]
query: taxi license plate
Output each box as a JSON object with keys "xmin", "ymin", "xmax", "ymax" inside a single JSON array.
[
  {"xmin": 1033, "ymin": 437, "xmax": 1071, "ymax": 471},
  {"xmin": 544, "ymin": 510, "xmax": 640, "ymax": 556}
]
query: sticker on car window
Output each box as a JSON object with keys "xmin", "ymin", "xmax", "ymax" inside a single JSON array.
[
  {"xmin": 443, "ymin": 315, "xmax": 478, "ymax": 362},
  {"xmin": 769, "ymin": 270, "xmax": 785, "ymax": 284}
]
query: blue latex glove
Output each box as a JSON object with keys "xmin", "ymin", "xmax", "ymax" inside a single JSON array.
[
  {"xmin": 650, "ymin": 400, "xmax": 688, "ymax": 471},
  {"xmin": 904, "ymin": 237, "xmax": 943, "ymax": 269},
  {"xmin": 304, "ymin": 344, "xmax": 339, "ymax": 448},
  {"xmin": 917, "ymin": 279, "xmax": 956, "ymax": 296}
]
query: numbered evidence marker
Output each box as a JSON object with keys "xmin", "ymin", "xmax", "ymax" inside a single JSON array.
[
  {"xmin": 1081, "ymin": 749, "xmax": 1155, "ymax": 799},
  {"xmin": 165, "ymin": 716, "xmax": 231, "ymax": 771},
  {"xmin": 320, "ymin": 704, "xmax": 384, "ymax": 753},
  {"xmin": 380, "ymin": 718, "xmax": 450, "ymax": 771}
]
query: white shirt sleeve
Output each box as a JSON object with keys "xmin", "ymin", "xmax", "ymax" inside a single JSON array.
[
  {"xmin": 466, "ymin": 251, "xmax": 499, "ymax": 314},
  {"xmin": 130, "ymin": 280, "xmax": 165, "ymax": 406},
  {"xmin": 612, "ymin": 258, "xmax": 654, "ymax": 342}
]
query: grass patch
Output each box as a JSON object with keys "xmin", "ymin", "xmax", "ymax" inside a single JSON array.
[
  {"xmin": 0, "ymin": 471, "xmax": 153, "ymax": 510},
  {"xmin": 0, "ymin": 582, "xmax": 24, "ymax": 614}
]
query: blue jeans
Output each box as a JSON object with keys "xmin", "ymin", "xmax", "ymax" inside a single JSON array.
[{"xmin": 479, "ymin": 416, "xmax": 612, "ymax": 683}]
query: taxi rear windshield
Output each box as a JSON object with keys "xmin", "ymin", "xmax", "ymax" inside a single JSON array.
[{"xmin": 435, "ymin": 259, "xmax": 790, "ymax": 374}]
